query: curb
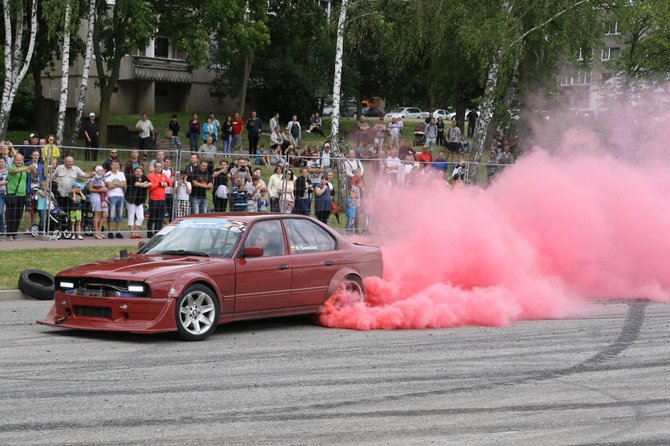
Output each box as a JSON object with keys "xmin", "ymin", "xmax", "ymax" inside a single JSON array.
[{"xmin": 0, "ymin": 290, "xmax": 33, "ymax": 301}]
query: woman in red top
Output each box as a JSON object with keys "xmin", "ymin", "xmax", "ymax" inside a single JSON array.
[{"xmin": 146, "ymin": 161, "xmax": 173, "ymax": 238}]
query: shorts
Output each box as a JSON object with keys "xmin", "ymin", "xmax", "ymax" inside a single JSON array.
[
  {"xmin": 447, "ymin": 142, "xmax": 460, "ymax": 153},
  {"xmin": 69, "ymin": 210, "xmax": 82, "ymax": 222}
]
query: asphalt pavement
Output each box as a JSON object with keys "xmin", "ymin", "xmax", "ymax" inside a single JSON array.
[{"xmin": 0, "ymin": 296, "xmax": 669, "ymax": 445}]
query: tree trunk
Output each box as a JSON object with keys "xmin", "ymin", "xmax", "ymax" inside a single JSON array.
[
  {"xmin": 56, "ymin": 0, "xmax": 73, "ymax": 144},
  {"xmin": 0, "ymin": 0, "xmax": 38, "ymax": 139},
  {"xmin": 238, "ymin": 55, "xmax": 253, "ymax": 118},
  {"xmin": 330, "ymin": 0, "xmax": 348, "ymax": 144},
  {"xmin": 70, "ymin": 0, "xmax": 96, "ymax": 146},
  {"xmin": 32, "ymin": 66, "xmax": 46, "ymax": 136},
  {"xmin": 330, "ymin": 0, "xmax": 349, "ymax": 211}
]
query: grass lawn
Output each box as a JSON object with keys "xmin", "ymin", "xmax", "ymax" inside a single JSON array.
[{"xmin": 0, "ymin": 246, "xmax": 135, "ymax": 290}]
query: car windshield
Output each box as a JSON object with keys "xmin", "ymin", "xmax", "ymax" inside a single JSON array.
[
  {"xmin": 390, "ymin": 108, "xmax": 405, "ymax": 113},
  {"xmin": 138, "ymin": 218, "xmax": 247, "ymax": 258}
]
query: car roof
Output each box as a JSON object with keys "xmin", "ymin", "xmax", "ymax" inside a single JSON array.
[{"xmin": 175, "ymin": 212, "xmax": 315, "ymax": 224}]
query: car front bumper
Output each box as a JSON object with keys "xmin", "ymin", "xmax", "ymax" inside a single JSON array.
[{"xmin": 37, "ymin": 291, "xmax": 177, "ymax": 334}]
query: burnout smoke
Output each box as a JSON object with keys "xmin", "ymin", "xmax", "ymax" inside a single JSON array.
[{"xmin": 319, "ymin": 101, "xmax": 670, "ymax": 330}]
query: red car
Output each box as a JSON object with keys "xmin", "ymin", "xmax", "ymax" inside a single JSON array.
[{"xmin": 38, "ymin": 214, "xmax": 382, "ymax": 341}]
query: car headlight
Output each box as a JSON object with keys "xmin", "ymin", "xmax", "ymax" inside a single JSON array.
[
  {"xmin": 128, "ymin": 284, "xmax": 145, "ymax": 293},
  {"xmin": 59, "ymin": 281, "xmax": 75, "ymax": 289}
]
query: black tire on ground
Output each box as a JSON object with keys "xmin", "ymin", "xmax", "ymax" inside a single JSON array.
[
  {"xmin": 175, "ymin": 284, "xmax": 220, "ymax": 341},
  {"xmin": 18, "ymin": 269, "xmax": 55, "ymax": 300}
]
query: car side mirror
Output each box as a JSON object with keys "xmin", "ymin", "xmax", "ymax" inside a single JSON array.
[
  {"xmin": 244, "ymin": 246, "xmax": 264, "ymax": 258},
  {"xmin": 138, "ymin": 241, "xmax": 146, "ymax": 250}
]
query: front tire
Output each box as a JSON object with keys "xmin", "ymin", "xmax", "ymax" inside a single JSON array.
[{"xmin": 175, "ymin": 285, "xmax": 220, "ymax": 341}]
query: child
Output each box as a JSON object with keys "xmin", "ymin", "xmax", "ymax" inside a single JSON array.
[
  {"xmin": 175, "ymin": 174, "xmax": 192, "ymax": 218},
  {"xmin": 231, "ymin": 177, "xmax": 249, "ymax": 212},
  {"xmin": 257, "ymin": 186, "xmax": 270, "ymax": 212},
  {"xmin": 35, "ymin": 182, "xmax": 53, "ymax": 232},
  {"xmin": 70, "ymin": 182, "xmax": 86, "ymax": 239},
  {"xmin": 345, "ymin": 188, "xmax": 357, "ymax": 235}
]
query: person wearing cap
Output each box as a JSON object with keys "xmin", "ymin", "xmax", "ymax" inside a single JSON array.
[
  {"xmin": 257, "ymin": 186, "xmax": 270, "ymax": 212},
  {"xmin": 69, "ymin": 182, "xmax": 86, "ymax": 239},
  {"xmin": 88, "ymin": 165, "xmax": 109, "ymax": 239},
  {"xmin": 84, "ymin": 112, "xmax": 100, "ymax": 161}
]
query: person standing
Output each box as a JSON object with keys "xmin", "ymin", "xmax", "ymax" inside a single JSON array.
[
  {"xmin": 387, "ymin": 117, "xmax": 401, "ymax": 149},
  {"xmin": 467, "ymin": 109, "xmax": 479, "ymax": 139},
  {"xmin": 163, "ymin": 158, "xmax": 175, "ymax": 220},
  {"xmin": 246, "ymin": 111, "xmax": 262, "ymax": 156},
  {"xmin": 212, "ymin": 160, "xmax": 230, "ymax": 212},
  {"xmin": 208, "ymin": 112, "xmax": 221, "ymax": 149},
  {"xmin": 269, "ymin": 112, "xmax": 280, "ymax": 134},
  {"xmin": 198, "ymin": 136, "xmax": 217, "ymax": 172},
  {"xmin": 188, "ymin": 113, "xmax": 200, "ymax": 153},
  {"xmin": 190, "ymin": 161, "xmax": 213, "ymax": 214},
  {"xmin": 168, "ymin": 114, "xmax": 182, "ymax": 152},
  {"xmin": 105, "ymin": 160, "xmax": 126, "ymax": 239},
  {"xmin": 88, "ymin": 165, "xmax": 109, "ymax": 239},
  {"xmin": 42, "ymin": 135, "xmax": 61, "ymax": 162},
  {"xmin": 221, "ymin": 115, "xmax": 233, "ymax": 154},
  {"xmin": 436, "ymin": 117, "xmax": 445, "ymax": 148},
  {"xmin": 314, "ymin": 176, "xmax": 332, "ymax": 225},
  {"xmin": 447, "ymin": 119, "xmax": 462, "ymax": 161},
  {"xmin": 124, "ymin": 167, "xmax": 151, "ymax": 239},
  {"xmin": 84, "ymin": 112, "xmax": 100, "ymax": 161},
  {"xmin": 6, "ymin": 154, "xmax": 36, "ymax": 240},
  {"xmin": 202, "ymin": 116, "xmax": 217, "ymax": 147},
  {"xmin": 174, "ymin": 174, "xmax": 192, "ymax": 218},
  {"xmin": 102, "ymin": 149, "xmax": 120, "ymax": 172},
  {"xmin": 231, "ymin": 112, "xmax": 245, "ymax": 153},
  {"xmin": 294, "ymin": 168, "xmax": 313, "ymax": 216},
  {"xmin": 124, "ymin": 150, "xmax": 143, "ymax": 177},
  {"xmin": 425, "ymin": 117, "xmax": 438, "ymax": 151},
  {"xmin": 267, "ymin": 165, "xmax": 283, "ymax": 212},
  {"xmin": 0, "ymin": 158, "xmax": 8, "ymax": 236},
  {"xmin": 146, "ymin": 161, "xmax": 172, "ymax": 238},
  {"xmin": 287, "ymin": 115, "xmax": 301, "ymax": 148},
  {"xmin": 53, "ymin": 156, "xmax": 92, "ymax": 213},
  {"xmin": 135, "ymin": 112, "xmax": 155, "ymax": 153}
]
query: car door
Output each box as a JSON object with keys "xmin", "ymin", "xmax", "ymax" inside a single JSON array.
[
  {"xmin": 284, "ymin": 218, "xmax": 339, "ymax": 307},
  {"xmin": 234, "ymin": 219, "xmax": 292, "ymax": 313}
]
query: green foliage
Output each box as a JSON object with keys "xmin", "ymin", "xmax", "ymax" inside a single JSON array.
[{"xmin": 7, "ymin": 77, "xmax": 35, "ymax": 131}]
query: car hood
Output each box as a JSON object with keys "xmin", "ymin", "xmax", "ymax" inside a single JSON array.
[{"xmin": 57, "ymin": 255, "xmax": 217, "ymax": 281}]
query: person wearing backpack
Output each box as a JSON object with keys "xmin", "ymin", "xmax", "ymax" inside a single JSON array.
[{"xmin": 287, "ymin": 115, "xmax": 302, "ymax": 148}]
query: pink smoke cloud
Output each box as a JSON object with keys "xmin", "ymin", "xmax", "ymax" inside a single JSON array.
[{"xmin": 319, "ymin": 100, "xmax": 670, "ymax": 330}]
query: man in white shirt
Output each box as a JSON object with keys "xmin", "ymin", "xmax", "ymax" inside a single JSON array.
[
  {"xmin": 105, "ymin": 160, "xmax": 127, "ymax": 238},
  {"xmin": 387, "ymin": 117, "xmax": 401, "ymax": 149},
  {"xmin": 343, "ymin": 150, "xmax": 363, "ymax": 188},
  {"xmin": 135, "ymin": 112, "xmax": 154, "ymax": 153},
  {"xmin": 319, "ymin": 143, "xmax": 333, "ymax": 169},
  {"xmin": 54, "ymin": 156, "xmax": 92, "ymax": 210}
]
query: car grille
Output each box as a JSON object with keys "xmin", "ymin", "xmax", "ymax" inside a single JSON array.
[
  {"xmin": 74, "ymin": 305, "xmax": 112, "ymax": 319},
  {"xmin": 60, "ymin": 278, "xmax": 149, "ymax": 297}
]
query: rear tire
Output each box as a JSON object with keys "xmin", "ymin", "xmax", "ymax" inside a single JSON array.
[{"xmin": 175, "ymin": 285, "xmax": 220, "ymax": 341}]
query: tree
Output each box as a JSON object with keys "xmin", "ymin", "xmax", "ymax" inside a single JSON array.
[
  {"xmin": 0, "ymin": 0, "xmax": 38, "ymax": 139},
  {"xmin": 55, "ymin": 0, "xmax": 75, "ymax": 143},
  {"xmin": 93, "ymin": 0, "xmax": 156, "ymax": 145},
  {"xmin": 69, "ymin": 0, "xmax": 96, "ymax": 146}
]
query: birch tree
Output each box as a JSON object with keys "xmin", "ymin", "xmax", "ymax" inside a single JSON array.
[
  {"xmin": 0, "ymin": 0, "xmax": 39, "ymax": 139},
  {"xmin": 69, "ymin": 0, "xmax": 95, "ymax": 146},
  {"xmin": 330, "ymin": 0, "xmax": 349, "ymax": 210},
  {"xmin": 55, "ymin": 0, "xmax": 73, "ymax": 143}
]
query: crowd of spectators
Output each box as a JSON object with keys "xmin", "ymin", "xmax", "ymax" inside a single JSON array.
[{"xmin": 0, "ymin": 110, "xmax": 516, "ymax": 240}]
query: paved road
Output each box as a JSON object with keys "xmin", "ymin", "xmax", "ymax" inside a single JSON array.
[{"xmin": 0, "ymin": 297, "xmax": 669, "ymax": 445}]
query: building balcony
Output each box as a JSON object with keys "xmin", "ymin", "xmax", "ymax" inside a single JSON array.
[{"xmin": 119, "ymin": 56, "xmax": 191, "ymax": 83}]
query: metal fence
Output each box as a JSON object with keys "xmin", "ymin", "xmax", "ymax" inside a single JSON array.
[{"xmin": 0, "ymin": 142, "xmax": 514, "ymax": 240}]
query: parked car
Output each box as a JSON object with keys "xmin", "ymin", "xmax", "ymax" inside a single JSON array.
[
  {"xmin": 38, "ymin": 214, "xmax": 383, "ymax": 341},
  {"xmin": 385, "ymin": 107, "xmax": 428, "ymax": 120},
  {"xmin": 323, "ymin": 100, "xmax": 358, "ymax": 117},
  {"xmin": 362, "ymin": 107, "xmax": 385, "ymax": 117},
  {"xmin": 432, "ymin": 109, "xmax": 451, "ymax": 120}
]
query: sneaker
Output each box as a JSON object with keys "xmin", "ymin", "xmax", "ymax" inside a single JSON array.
[
  {"xmin": 115, "ymin": 232, "xmax": 123, "ymax": 239},
  {"xmin": 147, "ymin": 232, "xmax": 154, "ymax": 238},
  {"xmin": 108, "ymin": 232, "xmax": 114, "ymax": 239},
  {"xmin": 77, "ymin": 235, "xmax": 83, "ymax": 240}
]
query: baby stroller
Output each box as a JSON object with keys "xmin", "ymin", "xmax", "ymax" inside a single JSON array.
[
  {"xmin": 31, "ymin": 206, "xmax": 73, "ymax": 239},
  {"xmin": 413, "ymin": 122, "xmax": 426, "ymax": 146}
]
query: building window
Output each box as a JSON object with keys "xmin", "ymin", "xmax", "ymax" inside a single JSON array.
[
  {"xmin": 601, "ymin": 47, "xmax": 621, "ymax": 61},
  {"xmin": 604, "ymin": 21, "xmax": 619, "ymax": 35},
  {"xmin": 154, "ymin": 36, "xmax": 170, "ymax": 58},
  {"xmin": 577, "ymin": 71, "xmax": 592, "ymax": 85}
]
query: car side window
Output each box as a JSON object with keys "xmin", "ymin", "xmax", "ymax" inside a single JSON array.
[
  {"xmin": 284, "ymin": 219, "xmax": 336, "ymax": 254},
  {"xmin": 244, "ymin": 220, "xmax": 285, "ymax": 256}
]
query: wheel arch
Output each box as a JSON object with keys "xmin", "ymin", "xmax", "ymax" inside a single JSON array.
[{"xmin": 326, "ymin": 267, "xmax": 363, "ymax": 298}]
